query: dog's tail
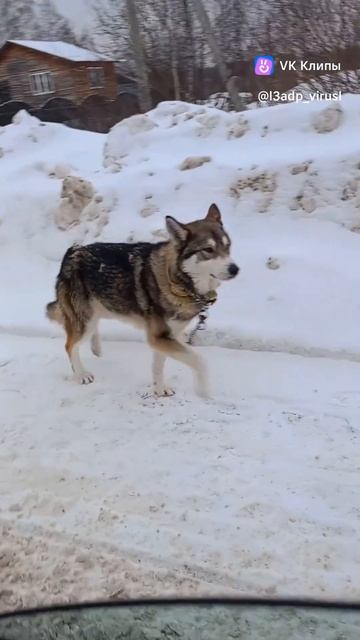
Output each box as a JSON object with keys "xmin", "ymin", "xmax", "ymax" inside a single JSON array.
[
  {"xmin": 45, "ymin": 244, "xmax": 86, "ymax": 328},
  {"xmin": 46, "ymin": 300, "xmax": 63, "ymax": 324}
]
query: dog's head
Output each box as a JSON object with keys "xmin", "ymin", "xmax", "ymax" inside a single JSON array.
[{"xmin": 166, "ymin": 204, "xmax": 239, "ymax": 294}]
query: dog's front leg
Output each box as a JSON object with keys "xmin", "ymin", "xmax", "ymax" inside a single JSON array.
[
  {"xmin": 147, "ymin": 316, "xmax": 210, "ymax": 399},
  {"xmin": 152, "ymin": 352, "xmax": 175, "ymax": 397},
  {"xmin": 151, "ymin": 320, "xmax": 190, "ymax": 397},
  {"xmin": 90, "ymin": 329, "xmax": 102, "ymax": 357}
]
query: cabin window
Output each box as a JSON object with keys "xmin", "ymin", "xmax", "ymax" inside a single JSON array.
[
  {"xmin": 88, "ymin": 67, "xmax": 105, "ymax": 88},
  {"xmin": 30, "ymin": 71, "xmax": 55, "ymax": 95}
]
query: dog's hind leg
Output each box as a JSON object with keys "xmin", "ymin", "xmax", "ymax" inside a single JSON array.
[{"xmin": 65, "ymin": 318, "xmax": 95, "ymax": 384}]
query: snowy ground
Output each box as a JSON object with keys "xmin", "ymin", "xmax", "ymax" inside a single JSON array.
[
  {"xmin": 1, "ymin": 96, "xmax": 360, "ymax": 611},
  {"xmin": 2, "ymin": 336, "xmax": 360, "ymax": 610}
]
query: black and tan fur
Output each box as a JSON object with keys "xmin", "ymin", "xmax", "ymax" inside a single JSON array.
[{"xmin": 46, "ymin": 203, "xmax": 239, "ymax": 397}]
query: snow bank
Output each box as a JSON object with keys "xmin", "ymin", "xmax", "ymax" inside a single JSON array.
[
  {"xmin": 1, "ymin": 97, "xmax": 360, "ymax": 357},
  {"xmin": 104, "ymin": 96, "xmax": 360, "ymax": 225}
]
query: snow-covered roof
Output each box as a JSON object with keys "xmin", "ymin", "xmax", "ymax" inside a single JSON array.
[{"xmin": 8, "ymin": 40, "xmax": 111, "ymax": 63}]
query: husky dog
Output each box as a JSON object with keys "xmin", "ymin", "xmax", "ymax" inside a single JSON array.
[{"xmin": 46, "ymin": 203, "xmax": 239, "ymax": 397}]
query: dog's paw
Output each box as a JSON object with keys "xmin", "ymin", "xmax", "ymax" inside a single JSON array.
[
  {"xmin": 154, "ymin": 386, "xmax": 176, "ymax": 398},
  {"xmin": 76, "ymin": 371, "xmax": 95, "ymax": 385}
]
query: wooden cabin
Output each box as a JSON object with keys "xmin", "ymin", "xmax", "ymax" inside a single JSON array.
[
  {"xmin": 0, "ymin": 40, "xmax": 140, "ymax": 131},
  {"xmin": 0, "ymin": 40, "xmax": 118, "ymax": 108}
]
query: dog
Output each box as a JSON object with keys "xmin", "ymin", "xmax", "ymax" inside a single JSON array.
[{"xmin": 46, "ymin": 203, "xmax": 239, "ymax": 397}]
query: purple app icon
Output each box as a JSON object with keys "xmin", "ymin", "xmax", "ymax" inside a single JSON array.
[{"xmin": 254, "ymin": 55, "xmax": 275, "ymax": 76}]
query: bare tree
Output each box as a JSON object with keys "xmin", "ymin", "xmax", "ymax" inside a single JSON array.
[
  {"xmin": 93, "ymin": 0, "xmax": 130, "ymax": 61},
  {"xmin": 140, "ymin": 0, "xmax": 181, "ymax": 100},
  {"xmin": 0, "ymin": 0, "xmax": 83, "ymax": 48},
  {"xmin": 125, "ymin": 0, "xmax": 152, "ymax": 112},
  {"xmin": 165, "ymin": 0, "xmax": 181, "ymax": 100},
  {"xmin": 190, "ymin": 0, "xmax": 242, "ymax": 110},
  {"xmin": 90, "ymin": 0, "xmax": 360, "ymax": 108},
  {"xmin": 138, "ymin": 0, "xmax": 200, "ymax": 102},
  {"xmin": 214, "ymin": 0, "xmax": 248, "ymax": 65},
  {"xmin": 0, "ymin": 0, "xmax": 38, "ymax": 42},
  {"xmin": 36, "ymin": 0, "xmax": 79, "ymax": 44},
  {"xmin": 182, "ymin": 0, "xmax": 196, "ymax": 100},
  {"xmin": 246, "ymin": 0, "xmax": 360, "ymax": 98},
  {"xmin": 252, "ymin": 0, "xmax": 360, "ymax": 62}
]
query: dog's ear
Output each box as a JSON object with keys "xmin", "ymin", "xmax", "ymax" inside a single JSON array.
[
  {"xmin": 166, "ymin": 216, "xmax": 189, "ymax": 243},
  {"xmin": 206, "ymin": 203, "xmax": 222, "ymax": 224}
]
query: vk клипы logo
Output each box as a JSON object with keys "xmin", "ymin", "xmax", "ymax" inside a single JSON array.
[{"xmin": 254, "ymin": 56, "xmax": 275, "ymax": 76}]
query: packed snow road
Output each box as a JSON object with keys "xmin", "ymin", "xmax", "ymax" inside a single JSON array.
[{"xmin": 1, "ymin": 334, "xmax": 360, "ymax": 611}]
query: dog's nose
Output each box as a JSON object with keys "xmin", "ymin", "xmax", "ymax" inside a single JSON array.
[{"xmin": 228, "ymin": 263, "xmax": 239, "ymax": 277}]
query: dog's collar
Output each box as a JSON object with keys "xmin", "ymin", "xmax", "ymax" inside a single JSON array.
[{"xmin": 169, "ymin": 279, "xmax": 217, "ymax": 306}]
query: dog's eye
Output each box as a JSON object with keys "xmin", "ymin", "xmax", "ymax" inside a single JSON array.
[{"xmin": 202, "ymin": 247, "xmax": 215, "ymax": 255}]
